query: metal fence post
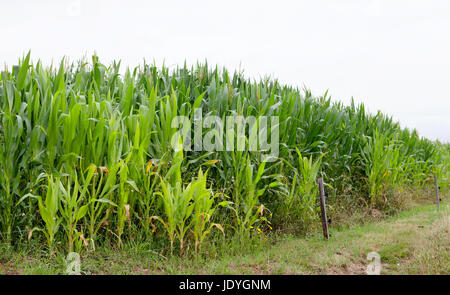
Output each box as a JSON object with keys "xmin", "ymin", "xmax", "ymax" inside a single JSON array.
[{"xmin": 318, "ymin": 177, "xmax": 329, "ymax": 239}]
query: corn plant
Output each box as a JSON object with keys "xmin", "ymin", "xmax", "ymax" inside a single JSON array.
[
  {"xmin": 82, "ymin": 164, "xmax": 119, "ymax": 250},
  {"xmin": 136, "ymin": 161, "xmax": 161, "ymax": 238},
  {"xmin": 151, "ymin": 139, "xmax": 189, "ymax": 254},
  {"xmin": 228, "ymin": 154, "xmax": 270, "ymax": 239},
  {"xmin": 58, "ymin": 174, "xmax": 90, "ymax": 252},
  {"xmin": 152, "ymin": 177, "xmax": 193, "ymax": 255},
  {"xmin": 283, "ymin": 149, "xmax": 323, "ymax": 226},
  {"xmin": 27, "ymin": 175, "xmax": 62, "ymax": 250},
  {"xmin": 0, "ymin": 110, "xmax": 26, "ymax": 243},
  {"xmin": 190, "ymin": 169, "xmax": 228, "ymax": 254},
  {"xmin": 115, "ymin": 158, "xmax": 140, "ymax": 247}
]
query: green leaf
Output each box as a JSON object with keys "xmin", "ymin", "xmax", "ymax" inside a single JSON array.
[
  {"xmin": 76, "ymin": 204, "xmax": 89, "ymax": 221},
  {"xmin": 17, "ymin": 51, "xmax": 31, "ymax": 91}
]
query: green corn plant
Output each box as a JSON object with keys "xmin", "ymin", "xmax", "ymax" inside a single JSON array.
[
  {"xmin": 82, "ymin": 163, "xmax": 119, "ymax": 250},
  {"xmin": 361, "ymin": 130, "xmax": 390, "ymax": 204},
  {"xmin": 58, "ymin": 172, "xmax": 93, "ymax": 252},
  {"xmin": 0, "ymin": 111, "xmax": 26, "ymax": 243},
  {"xmin": 295, "ymin": 149, "xmax": 323, "ymax": 208},
  {"xmin": 123, "ymin": 99, "xmax": 158, "ymax": 238},
  {"xmin": 150, "ymin": 92, "xmax": 180, "ymax": 160},
  {"xmin": 190, "ymin": 169, "xmax": 228, "ymax": 254},
  {"xmin": 360, "ymin": 130, "xmax": 410, "ymax": 206},
  {"xmin": 151, "ymin": 138, "xmax": 191, "ymax": 254},
  {"xmin": 153, "ymin": 167, "xmax": 226, "ymax": 256},
  {"xmin": 228, "ymin": 153, "xmax": 270, "ymax": 239},
  {"xmin": 0, "ymin": 53, "xmax": 33, "ymax": 243},
  {"xmin": 432, "ymin": 143, "xmax": 450, "ymax": 189},
  {"xmin": 137, "ymin": 160, "xmax": 161, "ymax": 238},
  {"xmin": 116, "ymin": 160, "xmax": 129, "ymax": 247},
  {"xmin": 26, "ymin": 174, "xmax": 62, "ymax": 250},
  {"xmin": 152, "ymin": 178, "xmax": 192, "ymax": 255},
  {"xmin": 283, "ymin": 149, "xmax": 323, "ymax": 226},
  {"xmin": 115, "ymin": 157, "xmax": 140, "ymax": 247}
]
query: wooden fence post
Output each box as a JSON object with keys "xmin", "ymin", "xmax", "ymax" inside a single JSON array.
[{"xmin": 318, "ymin": 177, "xmax": 329, "ymax": 239}]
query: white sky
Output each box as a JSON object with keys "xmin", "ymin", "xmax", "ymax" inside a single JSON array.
[{"xmin": 1, "ymin": 0, "xmax": 449, "ymax": 142}]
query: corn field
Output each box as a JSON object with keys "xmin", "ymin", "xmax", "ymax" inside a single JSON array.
[{"xmin": 0, "ymin": 52, "xmax": 449, "ymax": 255}]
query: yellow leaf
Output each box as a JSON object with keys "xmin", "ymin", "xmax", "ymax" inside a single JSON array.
[
  {"xmin": 146, "ymin": 161, "xmax": 153, "ymax": 174},
  {"xmin": 202, "ymin": 160, "xmax": 220, "ymax": 166},
  {"xmin": 212, "ymin": 223, "xmax": 224, "ymax": 233}
]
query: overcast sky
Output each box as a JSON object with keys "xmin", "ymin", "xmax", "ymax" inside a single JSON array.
[{"xmin": 1, "ymin": 0, "xmax": 449, "ymax": 142}]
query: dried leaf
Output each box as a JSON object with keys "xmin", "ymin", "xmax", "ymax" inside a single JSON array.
[{"xmin": 124, "ymin": 204, "xmax": 131, "ymax": 226}]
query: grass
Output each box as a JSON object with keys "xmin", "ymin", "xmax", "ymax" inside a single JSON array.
[{"xmin": 1, "ymin": 190, "xmax": 448, "ymax": 275}]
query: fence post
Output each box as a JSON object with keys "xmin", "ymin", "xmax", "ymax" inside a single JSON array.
[
  {"xmin": 318, "ymin": 177, "xmax": 329, "ymax": 239},
  {"xmin": 434, "ymin": 175, "xmax": 440, "ymax": 211}
]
